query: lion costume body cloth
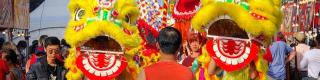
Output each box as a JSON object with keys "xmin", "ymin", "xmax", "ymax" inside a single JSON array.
[{"xmin": 191, "ymin": 0, "xmax": 282, "ymax": 80}]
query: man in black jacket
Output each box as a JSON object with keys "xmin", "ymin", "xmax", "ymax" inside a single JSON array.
[{"xmin": 27, "ymin": 37, "xmax": 66, "ymax": 80}]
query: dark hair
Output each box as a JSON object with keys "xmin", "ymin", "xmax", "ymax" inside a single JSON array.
[
  {"xmin": 0, "ymin": 38, "xmax": 5, "ymax": 49},
  {"xmin": 309, "ymin": 39, "xmax": 318, "ymax": 48},
  {"xmin": 316, "ymin": 35, "xmax": 320, "ymax": 45},
  {"xmin": 157, "ymin": 27, "xmax": 182, "ymax": 54},
  {"xmin": 28, "ymin": 40, "xmax": 39, "ymax": 55},
  {"xmin": 278, "ymin": 32, "xmax": 285, "ymax": 41},
  {"xmin": 5, "ymin": 49, "xmax": 18, "ymax": 64},
  {"xmin": 17, "ymin": 40, "xmax": 28, "ymax": 48},
  {"xmin": 309, "ymin": 35, "xmax": 320, "ymax": 48},
  {"xmin": 32, "ymin": 40, "xmax": 38, "ymax": 46},
  {"xmin": 61, "ymin": 39, "xmax": 71, "ymax": 48},
  {"xmin": 44, "ymin": 37, "xmax": 60, "ymax": 48}
]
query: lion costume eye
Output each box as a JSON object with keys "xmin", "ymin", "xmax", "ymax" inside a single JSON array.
[
  {"xmin": 125, "ymin": 15, "xmax": 131, "ymax": 23},
  {"xmin": 74, "ymin": 8, "xmax": 85, "ymax": 21}
]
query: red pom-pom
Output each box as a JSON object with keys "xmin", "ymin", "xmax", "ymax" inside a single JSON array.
[{"xmin": 112, "ymin": 10, "xmax": 119, "ymax": 17}]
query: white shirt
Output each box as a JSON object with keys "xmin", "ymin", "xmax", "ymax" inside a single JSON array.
[
  {"xmin": 300, "ymin": 49, "xmax": 320, "ymax": 78},
  {"xmin": 295, "ymin": 43, "xmax": 310, "ymax": 71}
]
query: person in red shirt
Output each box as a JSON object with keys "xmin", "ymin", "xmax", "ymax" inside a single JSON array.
[
  {"xmin": 137, "ymin": 27, "xmax": 194, "ymax": 80},
  {"xmin": 0, "ymin": 55, "xmax": 9, "ymax": 80},
  {"xmin": 0, "ymin": 38, "xmax": 8, "ymax": 80}
]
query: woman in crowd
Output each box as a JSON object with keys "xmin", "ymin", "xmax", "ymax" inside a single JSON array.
[
  {"xmin": 16, "ymin": 40, "xmax": 28, "ymax": 71},
  {"xmin": 3, "ymin": 49, "xmax": 25, "ymax": 80},
  {"xmin": 182, "ymin": 33, "xmax": 205, "ymax": 67}
]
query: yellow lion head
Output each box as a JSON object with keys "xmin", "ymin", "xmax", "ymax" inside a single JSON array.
[
  {"xmin": 64, "ymin": 0, "xmax": 142, "ymax": 79},
  {"xmin": 192, "ymin": 0, "xmax": 282, "ymax": 79},
  {"xmin": 192, "ymin": 0, "xmax": 282, "ymax": 42}
]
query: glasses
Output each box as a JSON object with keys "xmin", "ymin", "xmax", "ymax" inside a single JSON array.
[{"xmin": 47, "ymin": 48, "xmax": 60, "ymax": 54}]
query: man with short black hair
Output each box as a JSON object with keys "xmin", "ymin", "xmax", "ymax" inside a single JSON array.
[
  {"xmin": 27, "ymin": 37, "xmax": 66, "ymax": 80},
  {"xmin": 137, "ymin": 27, "xmax": 193, "ymax": 80}
]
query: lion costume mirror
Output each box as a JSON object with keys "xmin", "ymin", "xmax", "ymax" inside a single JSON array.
[
  {"xmin": 64, "ymin": 0, "xmax": 142, "ymax": 79},
  {"xmin": 191, "ymin": 0, "xmax": 282, "ymax": 80}
]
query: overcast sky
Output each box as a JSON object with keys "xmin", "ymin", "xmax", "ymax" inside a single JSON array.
[{"xmin": 30, "ymin": 0, "xmax": 70, "ymax": 31}]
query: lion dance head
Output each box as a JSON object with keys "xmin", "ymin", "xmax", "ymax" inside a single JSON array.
[
  {"xmin": 191, "ymin": 0, "xmax": 282, "ymax": 79},
  {"xmin": 64, "ymin": 0, "xmax": 142, "ymax": 79}
]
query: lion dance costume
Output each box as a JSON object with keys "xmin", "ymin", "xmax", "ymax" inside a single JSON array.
[
  {"xmin": 64, "ymin": 0, "xmax": 282, "ymax": 80},
  {"xmin": 64, "ymin": 0, "xmax": 143, "ymax": 79},
  {"xmin": 191, "ymin": 0, "xmax": 282, "ymax": 80},
  {"xmin": 64, "ymin": 0, "xmax": 172, "ymax": 79}
]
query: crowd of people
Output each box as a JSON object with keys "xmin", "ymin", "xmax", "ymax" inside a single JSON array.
[
  {"xmin": 0, "ymin": 27, "xmax": 320, "ymax": 80},
  {"xmin": 268, "ymin": 32, "xmax": 320, "ymax": 80},
  {"xmin": 0, "ymin": 35, "xmax": 70, "ymax": 80}
]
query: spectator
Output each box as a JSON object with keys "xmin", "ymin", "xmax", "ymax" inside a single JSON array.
[
  {"xmin": 182, "ymin": 33, "xmax": 203, "ymax": 67},
  {"xmin": 293, "ymin": 33, "xmax": 310, "ymax": 78},
  {"xmin": 16, "ymin": 40, "xmax": 28, "ymax": 70},
  {"xmin": 136, "ymin": 27, "xmax": 193, "ymax": 80},
  {"xmin": 25, "ymin": 46, "xmax": 45, "ymax": 73},
  {"xmin": 0, "ymin": 37, "xmax": 8, "ymax": 80},
  {"xmin": 268, "ymin": 33, "xmax": 296, "ymax": 80},
  {"xmin": 0, "ymin": 37, "xmax": 5, "ymax": 49},
  {"xmin": 37, "ymin": 35, "xmax": 48, "ymax": 56},
  {"xmin": 0, "ymin": 59, "xmax": 9, "ymax": 80},
  {"xmin": 0, "ymin": 37, "xmax": 5, "ymax": 55},
  {"xmin": 2, "ymin": 42, "xmax": 18, "ymax": 54},
  {"xmin": 3, "ymin": 49, "xmax": 25, "ymax": 80},
  {"xmin": 300, "ymin": 37, "xmax": 320, "ymax": 80},
  {"xmin": 1, "ymin": 42, "xmax": 20, "ymax": 66},
  {"xmin": 25, "ymin": 36, "xmax": 47, "ymax": 73},
  {"xmin": 32, "ymin": 35, "xmax": 48, "ymax": 59},
  {"xmin": 38, "ymin": 35, "xmax": 48, "ymax": 47},
  {"xmin": 26, "ymin": 37, "xmax": 66, "ymax": 80},
  {"xmin": 27, "ymin": 40, "xmax": 38, "ymax": 59},
  {"xmin": 60, "ymin": 39, "xmax": 70, "ymax": 60}
]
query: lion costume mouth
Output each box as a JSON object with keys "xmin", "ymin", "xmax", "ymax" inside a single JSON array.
[
  {"xmin": 76, "ymin": 36, "xmax": 127, "ymax": 79},
  {"xmin": 205, "ymin": 15, "xmax": 258, "ymax": 72}
]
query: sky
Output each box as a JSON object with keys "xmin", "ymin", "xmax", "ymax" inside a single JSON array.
[
  {"xmin": 30, "ymin": 0, "xmax": 70, "ymax": 31},
  {"xmin": 13, "ymin": 0, "xmax": 70, "ymax": 44}
]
